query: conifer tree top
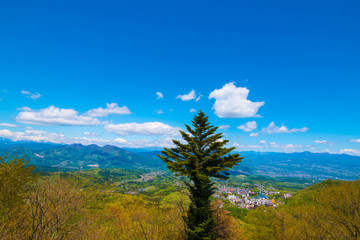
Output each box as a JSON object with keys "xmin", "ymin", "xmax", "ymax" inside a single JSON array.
[{"xmin": 159, "ymin": 111, "xmax": 243, "ymax": 180}]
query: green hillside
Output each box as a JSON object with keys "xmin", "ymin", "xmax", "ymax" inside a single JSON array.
[{"xmin": 0, "ymin": 144, "xmax": 165, "ymax": 170}]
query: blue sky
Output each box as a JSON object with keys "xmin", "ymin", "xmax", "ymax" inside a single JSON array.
[{"xmin": 0, "ymin": 0, "xmax": 359, "ymax": 155}]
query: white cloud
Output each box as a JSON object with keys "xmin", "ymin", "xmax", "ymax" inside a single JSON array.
[
  {"xmin": 218, "ymin": 124, "xmax": 230, "ymax": 130},
  {"xmin": 259, "ymin": 140, "xmax": 266, "ymax": 144},
  {"xmin": 86, "ymin": 103, "xmax": 131, "ymax": 117},
  {"xmin": 190, "ymin": 108, "xmax": 197, "ymax": 113},
  {"xmin": 0, "ymin": 129, "xmax": 65, "ymax": 143},
  {"xmin": 237, "ymin": 121, "xmax": 257, "ymax": 132},
  {"xmin": 21, "ymin": 90, "xmax": 41, "ymax": 100},
  {"xmin": 209, "ymin": 82, "xmax": 264, "ymax": 118},
  {"xmin": 83, "ymin": 132, "xmax": 98, "ymax": 136},
  {"xmin": 156, "ymin": 109, "xmax": 164, "ymax": 114},
  {"xmin": 196, "ymin": 94, "xmax": 202, "ymax": 102},
  {"xmin": 105, "ymin": 122, "xmax": 180, "ymax": 136},
  {"xmin": 0, "ymin": 128, "xmax": 124, "ymax": 146},
  {"xmin": 262, "ymin": 122, "xmax": 308, "ymax": 134},
  {"xmin": 156, "ymin": 92, "xmax": 163, "ymax": 99},
  {"xmin": 233, "ymin": 143, "xmax": 264, "ymax": 150},
  {"xmin": 0, "ymin": 123, "xmax": 17, "ymax": 127},
  {"xmin": 284, "ymin": 144, "xmax": 303, "ymax": 149},
  {"xmin": 270, "ymin": 143, "xmax": 304, "ymax": 152},
  {"xmin": 16, "ymin": 105, "xmax": 100, "ymax": 126},
  {"xmin": 176, "ymin": 89, "xmax": 197, "ymax": 101},
  {"xmin": 121, "ymin": 137, "xmax": 176, "ymax": 148},
  {"xmin": 313, "ymin": 140, "xmax": 335, "ymax": 146},
  {"xmin": 350, "ymin": 139, "xmax": 360, "ymax": 143},
  {"xmin": 249, "ymin": 133, "xmax": 259, "ymax": 137},
  {"xmin": 17, "ymin": 106, "xmax": 31, "ymax": 111},
  {"xmin": 339, "ymin": 149, "xmax": 360, "ymax": 156},
  {"xmin": 306, "ymin": 145, "xmax": 316, "ymax": 150},
  {"xmin": 0, "ymin": 128, "xmax": 177, "ymax": 149},
  {"xmin": 113, "ymin": 138, "xmax": 128, "ymax": 144}
]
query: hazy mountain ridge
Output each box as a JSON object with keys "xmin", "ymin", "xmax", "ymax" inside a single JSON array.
[
  {"xmin": 0, "ymin": 142, "xmax": 359, "ymax": 179},
  {"xmin": 135, "ymin": 150, "xmax": 360, "ymax": 180},
  {"xmin": 0, "ymin": 143, "xmax": 165, "ymax": 170},
  {"xmin": 239, "ymin": 151, "xmax": 360, "ymax": 180}
]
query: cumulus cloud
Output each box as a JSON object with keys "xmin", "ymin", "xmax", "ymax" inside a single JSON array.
[
  {"xmin": 259, "ymin": 140, "xmax": 266, "ymax": 144},
  {"xmin": 0, "ymin": 128, "xmax": 127, "ymax": 146},
  {"xmin": 86, "ymin": 103, "xmax": 131, "ymax": 117},
  {"xmin": 237, "ymin": 121, "xmax": 257, "ymax": 132},
  {"xmin": 21, "ymin": 90, "xmax": 41, "ymax": 100},
  {"xmin": 249, "ymin": 133, "xmax": 259, "ymax": 137},
  {"xmin": 0, "ymin": 127, "xmax": 178, "ymax": 149},
  {"xmin": 156, "ymin": 92, "xmax": 163, "ymax": 99},
  {"xmin": 0, "ymin": 123, "xmax": 17, "ymax": 127},
  {"xmin": 0, "ymin": 129, "xmax": 65, "ymax": 143},
  {"xmin": 105, "ymin": 122, "xmax": 180, "ymax": 136},
  {"xmin": 190, "ymin": 108, "xmax": 197, "ymax": 113},
  {"xmin": 209, "ymin": 82, "xmax": 264, "ymax": 118},
  {"xmin": 16, "ymin": 106, "xmax": 100, "ymax": 126},
  {"xmin": 261, "ymin": 122, "xmax": 308, "ymax": 134},
  {"xmin": 218, "ymin": 125, "xmax": 230, "ymax": 130},
  {"xmin": 339, "ymin": 149, "xmax": 360, "ymax": 156},
  {"xmin": 350, "ymin": 139, "xmax": 360, "ymax": 143},
  {"xmin": 176, "ymin": 89, "xmax": 197, "ymax": 101}
]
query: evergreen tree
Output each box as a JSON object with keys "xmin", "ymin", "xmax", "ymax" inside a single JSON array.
[{"xmin": 159, "ymin": 111, "xmax": 243, "ymax": 240}]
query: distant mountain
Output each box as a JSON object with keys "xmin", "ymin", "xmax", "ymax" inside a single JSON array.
[
  {"xmin": 0, "ymin": 144, "xmax": 165, "ymax": 170},
  {"xmin": 237, "ymin": 151, "xmax": 360, "ymax": 180},
  {"xmin": 0, "ymin": 142, "xmax": 359, "ymax": 180},
  {"xmin": 0, "ymin": 139, "xmax": 63, "ymax": 150},
  {"xmin": 141, "ymin": 150, "xmax": 360, "ymax": 180}
]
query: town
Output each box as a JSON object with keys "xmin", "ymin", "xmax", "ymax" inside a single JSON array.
[{"xmin": 214, "ymin": 184, "xmax": 293, "ymax": 209}]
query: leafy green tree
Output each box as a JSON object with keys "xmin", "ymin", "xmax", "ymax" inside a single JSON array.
[
  {"xmin": 159, "ymin": 111, "xmax": 243, "ymax": 240},
  {"xmin": 0, "ymin": 154, "xmax": 35, "ymax": 239}
]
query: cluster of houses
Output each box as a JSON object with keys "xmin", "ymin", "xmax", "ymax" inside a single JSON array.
[{"xmin": 214, "ymin": 184, "xmax": 290, "ymax": 209}]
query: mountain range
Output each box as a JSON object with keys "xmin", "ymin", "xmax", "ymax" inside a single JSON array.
[{"xmin": 0, "ymin": 140, "xmax": 359, "ymax": 180}]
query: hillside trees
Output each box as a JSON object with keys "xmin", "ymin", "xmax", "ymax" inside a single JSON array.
[
  {"xmin": 159, "ymin": 111, "xmax": 243, "ymax": 240},
  {"xmin": 27, "ymin": 177, "xmax": 98, "ymax": 240},
  {"xmin": 242, "ymin": 180, "xmax": 360, "ymax": 240},
  {"xmin": 0, "ymin": 154, "xmax": 100, "ymax": 240},
  {"xmin": 285, "ymin": 180, "xmax": 360, "ymax": 239},
  {"xmin": 0, "ymin": 154, "xmax": 35, "ymax": 239}
]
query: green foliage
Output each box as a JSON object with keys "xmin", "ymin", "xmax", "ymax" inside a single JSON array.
[
  {"xmin": 0, "ymin": 144, "xmax": 166, "ymax": 170},
  {"xmin": 159, "ymin": 111, "xmax": 243, "ymax": 240},
  {"xmin": 224, "ymin": 204, "xmax": 249, "ymax": 220},
  {"xmin": 0, "ymin": 154, "xmax": 35, "ymax": 239},
  {"xmin": 243, "ymin": 206, "xmax": 277, "ymax": 240},
  {"xmin": 242, "ymin": 180, "xmax": 360, "ymax": 240},
  {"xmin": 0, "ymin": 154, "xmax": 35, "ymax": 211}
]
